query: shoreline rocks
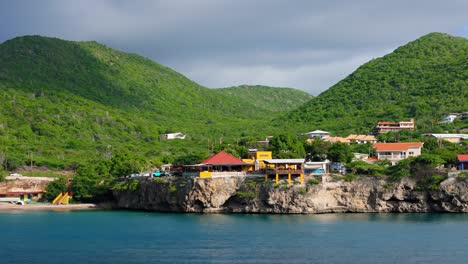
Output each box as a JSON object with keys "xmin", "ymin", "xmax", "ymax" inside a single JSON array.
[{"xmin": 112, "ymin": 175, "xmax": 468, "ymax": 214}]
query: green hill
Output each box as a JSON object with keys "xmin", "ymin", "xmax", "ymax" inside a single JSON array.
[
  {"xmin": 284, "ymin": 32, "xmax": 468, "ymax": 134},
  {"xmin": 215, "ymin": 85, "xmax": 313, "ymax": 113},
  {"xmin": 0, "ymin": 36, "xmax": 303, "ymax": 170}
]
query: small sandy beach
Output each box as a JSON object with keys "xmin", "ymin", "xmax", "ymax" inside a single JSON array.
[{"xmin": 0, "ymin": 203, "xmax": 100, "ymax": 211}]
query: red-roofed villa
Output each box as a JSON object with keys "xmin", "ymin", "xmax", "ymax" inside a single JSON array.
[
  {"xmin": 183, "ymin": 151, "xmax": 252, "ymax": 178},
  {"xmin": 373, "ymin": 142, "xmax": 424, "ymax": 164}
]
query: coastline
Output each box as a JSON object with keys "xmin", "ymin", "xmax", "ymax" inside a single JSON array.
[{"xmin": 0, "ymin": 203, "xmax": 101, "ymax": 212}]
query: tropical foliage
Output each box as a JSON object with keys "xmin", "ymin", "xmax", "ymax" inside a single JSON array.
[
  {"xmin": 284, "ymin": 32, "xmax": 468, "ymax": 135},
  {"xmin": 0, "ymin": 35, "xmax": 309, "ymax": 170}
]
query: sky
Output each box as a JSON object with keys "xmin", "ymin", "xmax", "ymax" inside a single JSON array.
[{"xmin": 0, "ymin": 0, "xmax": 467, "ymax": 95}]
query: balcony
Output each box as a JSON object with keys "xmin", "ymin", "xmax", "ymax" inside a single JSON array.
[{"xmin": 266, "ymin": 169, "xmax": 302, "ymax": 175}]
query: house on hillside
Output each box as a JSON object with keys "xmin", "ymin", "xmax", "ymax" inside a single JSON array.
[
  {"xmin": 320, "ymin": 134, "xmax": 377, "ymax": 144},
  {"xmin": 183, "ymin": 151, "xmax": 250, "ymax": 178},
  {"xmin": 439, "ymin": 114, "xmax": 459, "ymax": 124},
  {"xmin": 257, "ymin": 136, "xmax": 273, "ymax": 147},
  {"xmin": 423, "ymin": 133, "xmax": 468, "ymax": 144},
  {"xmin": 306, "ymin": 130, "xmax": 330, "ymax": 139},
  {"xmin": 457, "ymin": 155, "xmax": 468, "ymax": 171},
  {"xmin": 160, "ymin": 132, "xmax": 186, "ymax": 140},
  {"xmin": 323, "ymin": 136, "xmax": 350, "ymax": 144},
  {"xmin": 374, "ymin": 119, "xmax": 415, "ymax": 134},
  {"xmin": 373, "ymin": 142, "xmax": 423, "ymax": 164},
  {"xmin": 346, "ymin": 134, "xmax": 377, "ymax": 144}
]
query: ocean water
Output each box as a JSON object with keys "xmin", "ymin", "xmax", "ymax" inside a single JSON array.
[{"xmin": 0, "ymin": 211, "xmax": 467, "ymax": 264}]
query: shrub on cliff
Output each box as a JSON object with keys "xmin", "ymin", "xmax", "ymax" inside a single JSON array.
[
  {"xmin": 71, "ymin": 164, "xmax": 112, "ymax": 202},
  {"xmin": 347, "ymin": 160, "xmax": 385, "ymax": 177},
  {"xmin": 307, "ymin": 178, "xmax": 320, "ymax": 185},
  {"xmin": 44, "ymin": 178, "xmax": 68, "ymax": 202},
  {"xmin": 235, "ymin": 190, "xmax": 256, "ymax": 199}
]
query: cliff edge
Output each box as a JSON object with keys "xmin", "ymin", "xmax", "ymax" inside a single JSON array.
[{"xmin": 112, "ymin": 175, "xmax": 468, "ymax": 213}]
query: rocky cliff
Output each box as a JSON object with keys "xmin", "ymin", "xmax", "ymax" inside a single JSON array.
[{"xmin": 112, "ymin": 175, "xmax": 468, "ymax": 213}]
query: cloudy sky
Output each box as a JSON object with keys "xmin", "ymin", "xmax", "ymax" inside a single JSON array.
[{"xmin": 1, "ymin": 0, "xmax": 467, "ymax": 95}]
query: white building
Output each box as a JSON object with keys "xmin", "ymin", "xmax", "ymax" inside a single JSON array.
[
  {"xmin": 373, "ymin": 142, "xmax": 423, "ymax": 164},
  {"xmin": 161, "ymin": 132, "xmax": 186, "ymax": 140},
  {"xmin": 306, "ymin": 130, "xmax": 330, "ymax": 139}
]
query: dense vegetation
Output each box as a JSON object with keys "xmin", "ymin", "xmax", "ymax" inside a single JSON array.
[
  {"xmin": 284, "ymin": 32, "xmax": 468, "ymax": 134},
  {"xmin": 215, "ymin": 85, "xmax": 313, "ymax": 113},
  {"xmin": 0, "ymin": 33, "xmax": 466, "ymax": 202},
  {"xmin": 0, "ymin": 35, "xmax": 308, "ymax": 171}
]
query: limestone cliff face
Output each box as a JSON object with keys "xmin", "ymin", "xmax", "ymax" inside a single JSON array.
[{"xmin": 112, "ymin": 176, "xmax": 468, "ymax": 213}]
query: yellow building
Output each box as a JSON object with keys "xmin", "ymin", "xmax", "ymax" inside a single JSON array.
[
  {"xmin": 242, "ymin": 150, "xmax": 273, "ymax": 171},
  {"xmin": 263, "ymin": 159, "xmax": 305, "ymax": 185}
]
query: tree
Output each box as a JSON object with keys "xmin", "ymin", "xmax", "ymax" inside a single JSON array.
[
  {"xmin": 347, "ymin": 160, "xmax": 385, "ymax": 176},
  {"xmin": 110, "ymin": 152, "xmax": 145, "ymax": 177},
  {"xmin": 71, "ymin": 165, "xmax": 98, "ymax": 202},
  {"xmin": 44, "ymin": 178, "xmax": 68, "ymax": 201},
  {"xmin": 71, "ymin": 164, "xmax": 112, "ymax": 202},
  {"xmin": 173, "ymin": 152, "xmax": 206, "ymax": 165},
  {"xmin": 269, "ymin": 134, "xmax": 305, "ymax": 159},
  {"xmin": 304, "ymin": 138, "xmax": 331, "ymax": 161},
  {"xmin": 328, "ymin": 142, "xmax": 353, "ymax": 163},
  {"xmin": 350, "ymin": 142, "xmax": 374, "ymax": 155}
]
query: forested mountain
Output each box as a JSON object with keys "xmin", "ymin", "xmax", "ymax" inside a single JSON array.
[
  {"xmin": 0, "ymin": 36, "xmax": 304, "ymax": 169},
  {"xmin": 285, "ymin": 32, "xmax": 468, "ymax": 134},
  {"xmin": 216, "ymin": 85, "xmax": 313, "ymax": 113},
  {"xmin": 0, "ymin": 33, "xmax": 466, "ymax": 171}
]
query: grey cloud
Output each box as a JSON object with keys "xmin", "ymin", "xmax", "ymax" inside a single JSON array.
[{"xmin": 0, "ymin": 0, "xmax": 467, "ymax": 94}]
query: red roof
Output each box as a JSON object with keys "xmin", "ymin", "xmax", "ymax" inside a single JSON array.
[
  {"xmin": 457, "ymin": 154, "xmax": 468, "ymax": 162},
  {"xmin": 373, "ymin": 142, "xmax": 423, "ymax": 151},
  {"xmin": 201, "ymin": 151, "xmax": 245, "ymax": 165}
]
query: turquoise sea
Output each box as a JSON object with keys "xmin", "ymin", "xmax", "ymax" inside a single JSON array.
[{"xmin": 0, "ymin": 211, "xmax": 467, "ymax": 264}]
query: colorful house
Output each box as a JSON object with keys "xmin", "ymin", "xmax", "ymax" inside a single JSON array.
[
  {"xmin": 457, "ymin": 154, "xmax": 468, "ymax": 171},
  {"xmin": 263, "ymin": 159, "xmax": 304, "ymax": 184},
  {"xmin": 242, "ymin": 150, "xmax": 273, "ymax": 171},
  {"xmin": 373, "ymin": 142, "xmax": 423, "ymax": 164},
  {"xmin": 375, "ymin": 119, "xmax": 415, "ymax": 134},
  {"xmin": 0, "ymin": 178, "xmax": 48, "ymax": 202},
  {"xmin": 304, "ymin": 160, "xmax": 330, "ymax": 175},
  {"xmin": 183, "ymin": 151, "xmax": 250, "ymax": 178}
]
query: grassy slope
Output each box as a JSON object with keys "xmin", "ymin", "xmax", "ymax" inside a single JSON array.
[
  {"xmin": 0, "ymin": 36, "xmax": 304, "ymax": 168},
  {"xmin": 215, "ymin": 85, "xmax": 313, "ymax": 113},
  {"xmin": 285, "ymin": 32, "xmax": 468, "ymax": 134}
]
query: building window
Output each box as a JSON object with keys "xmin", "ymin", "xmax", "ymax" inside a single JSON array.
[
  {"xmin": 400, "ymin": 152, "xmax": 406, "ymax": 158},
  {"xmin": 409, "ymin": 151, "xmax": 414, "ymax": 156}
]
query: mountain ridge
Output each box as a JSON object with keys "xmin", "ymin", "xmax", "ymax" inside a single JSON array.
[
  {"xmin": 284, "ymin": 32, "xmax": 468, "ymax": 134},
  {"xmin": 0, "ymin": 35, "xmax": 309, "ymax": 169}
]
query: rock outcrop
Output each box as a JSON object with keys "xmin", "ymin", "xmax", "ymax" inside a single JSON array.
[{"xmin": 112, "ymin": 175, "xmax": 468, "ymax": 213}]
